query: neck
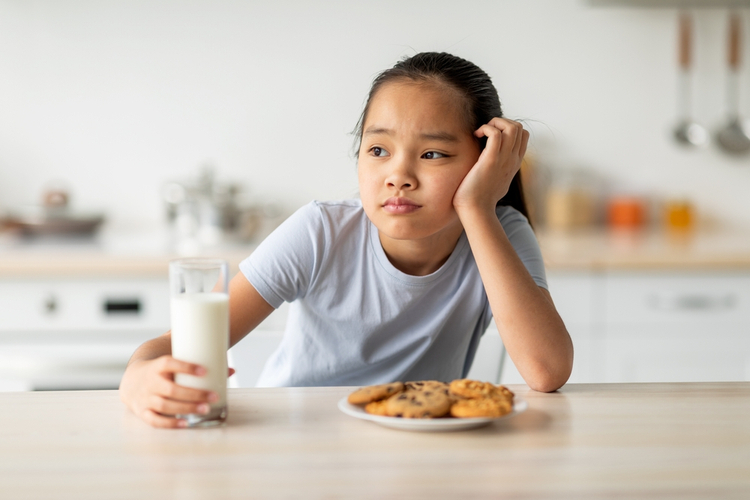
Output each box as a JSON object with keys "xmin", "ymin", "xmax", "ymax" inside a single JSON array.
[{"xmin": 377, "ymin": 223, "xmax": 464, "ymax": 276}]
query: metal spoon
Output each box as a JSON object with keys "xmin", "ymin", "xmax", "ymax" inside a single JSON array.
[
  {"xmin": 673, "ymin": 11, "xmax": 708, "ymax": 147},
  {"xmin": 716, "ymin": 11, "xmax": 750, "ymax": 155}
]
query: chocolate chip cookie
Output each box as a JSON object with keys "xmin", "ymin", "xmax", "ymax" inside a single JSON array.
[
  {"xmin": 385, "ymin": 388, "xmax": 452, "ymax": 419},
  {"xmin": 449, "ymin": 379, "xmax": 514, "ymax": 402},
  {"xmin": 347, "ymin": 382, "xmax": 405, "ymax": 405}
]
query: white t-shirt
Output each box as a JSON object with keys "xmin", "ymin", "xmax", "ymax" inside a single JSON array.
[{"xmin": 239, "ymin": 199, "xmax": 547, "ymax": 387}]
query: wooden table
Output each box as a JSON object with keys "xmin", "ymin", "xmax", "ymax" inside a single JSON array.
[{"xmin": 1, "ymin": 383, "xmax": 749, "ymax": 499}]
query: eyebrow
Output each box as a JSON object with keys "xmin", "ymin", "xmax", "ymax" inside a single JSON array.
[{"xmin": 363, "ymin": 127, "xmax": 460, "ymax": 143}]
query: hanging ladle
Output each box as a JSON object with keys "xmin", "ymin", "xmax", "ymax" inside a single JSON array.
[
  {"xmin": 673, "ymin": 11, "xmax": 708, "ymax": 147},
  {"xmin": 716, "ymin": 11, "xmax": 750, "ymax": 155}
]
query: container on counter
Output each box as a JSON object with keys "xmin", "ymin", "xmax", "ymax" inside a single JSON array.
[
  {"xmin": 664, "ymin": 199, "xmax": 694, "ymax": 231},
  {"xmin": 543, "ymin": 169, "xmax": 598, "ymax": 231},
  {"xmin": 606, "ymin": 196, "xmax": 647, "ymax": 229}
]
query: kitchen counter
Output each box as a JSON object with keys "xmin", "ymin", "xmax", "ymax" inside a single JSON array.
[
  {"xmin": 537, "ymin": 227, "xmax": 750, "ymax": 271},
  {"xmin": 1, "ymin": 383, "xmax": 748, "ymax": 499},
  {"xmin": 0, "ymin": 229, "xmax": 255, "ymax": 277},
  {"xmin": 4, "ymin": 226, "xmax": 750, "ymax": 277}
]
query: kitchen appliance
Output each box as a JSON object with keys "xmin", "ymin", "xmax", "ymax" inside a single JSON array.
[{"xmin": 162, "ymin": 165, "xmax": 263, "ymax": 248}]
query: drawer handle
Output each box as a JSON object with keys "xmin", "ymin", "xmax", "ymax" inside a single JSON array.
[
  {"xmin": 104, "ymin": 299, "xmax": 141, "ymax": 315},
  {"xmin": 647, "ymin": 293, "xmax": 737, "ymax": 311}
]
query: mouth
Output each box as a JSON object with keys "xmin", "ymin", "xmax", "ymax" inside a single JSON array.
[{"xmin": 382, "ymin": 197, "xmax": 422, "ymax": 214}]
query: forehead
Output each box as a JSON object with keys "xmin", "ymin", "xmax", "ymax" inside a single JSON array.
[{"xmin": 364, "ymin": 80, "xmax": 471, "ymax": 134}]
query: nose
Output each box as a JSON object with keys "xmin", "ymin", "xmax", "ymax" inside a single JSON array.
[{"xmin": 385, "ymin": 154, "xmax": 417, "ymax": 191}]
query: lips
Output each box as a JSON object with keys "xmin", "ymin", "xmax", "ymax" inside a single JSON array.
[{"xmin": 382, "ymin": 197, "xmax": 422, "ymax": 214}]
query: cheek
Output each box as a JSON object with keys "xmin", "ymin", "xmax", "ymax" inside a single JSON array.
[{"xmin": 357, "ymin": 166, "xmax": 378, "ymax": 202}]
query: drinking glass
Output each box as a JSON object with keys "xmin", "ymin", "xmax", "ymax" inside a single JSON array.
[{"xmin": 169, "ymin": 258, "xmax": 229, "ymax": 427}]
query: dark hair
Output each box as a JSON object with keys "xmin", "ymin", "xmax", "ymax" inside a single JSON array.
[{"xmin": 354, "ymin": 52, "xmax": 530, "ymax": 223}]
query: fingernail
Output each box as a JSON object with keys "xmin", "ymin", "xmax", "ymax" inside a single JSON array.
[
  {"xmin": 197, "ymin": 404, "xmax": 210, "ymax": 414},
  {"xmin": 194, "ymin": 367, "xmax": 206, "ymax": 376},
  {"xmin": 178, "ymin": 420, "xmax": 188, "ymax": 428},
  {"xmin": 207, "ymin": 392, "xmax": 219, "ymax": 403}
]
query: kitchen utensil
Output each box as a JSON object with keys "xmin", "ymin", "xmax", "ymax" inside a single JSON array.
[
  {"xmin": 716, "ymin": 11, "xmax": 750, "ymax": 155},
  {"xmin": 1, "ymin": 188, "xmax": 104, "ymax": 237},
  {"xmin": 673, "ymin": 11, "xmax": 708, "ymax": 147}
]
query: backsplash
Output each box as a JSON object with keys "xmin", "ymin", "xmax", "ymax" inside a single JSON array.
[{"xmin": 0, "ymin": 0, "xmax": 748, "ymax": 231}]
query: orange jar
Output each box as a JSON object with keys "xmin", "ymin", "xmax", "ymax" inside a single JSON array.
[
  {"xmin": 607, "ymin": 196, "xmax": 646, "ymax": 228},
  {"xmin": 665, "ymin": 199, "xmax": 694, "ymax": 230}
]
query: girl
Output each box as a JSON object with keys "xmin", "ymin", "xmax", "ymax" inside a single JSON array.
[{"xmin": 120, "ymin": 52, "xmax": 573, "ymax": 428}]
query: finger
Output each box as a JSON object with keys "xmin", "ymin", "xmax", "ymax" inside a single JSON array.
[
  {"xmin": 486, "ymin": 118, "xmax": 524, "ymax": 154},
  {"xmin": 150, "ymin": 394, "xmax": 210, "ymax": 418},
  {"xmin": 141, "ymin": 409, "xmax": 187, "ymax": 429},
  {"xmin": 156, "ymin": 355, "xmax": 206, "ymax": 377},
  {"xmin": 519, "ymin": 129, "xmax": 530, "ymax": 159},
  {"xmin": 157, "ymin": 377, "xmax": 217, "ymax": 403}
]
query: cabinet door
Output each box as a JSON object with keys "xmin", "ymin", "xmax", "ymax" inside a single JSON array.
[
  {"xmin": 602, "ymin": 271, "xmax": 750, "ymax": 383},
  {"xmin": 499, "ymin": 271, "xmax": 599, "ymax": 385},
  {"xmin": 0, "ymin": 278, "xmax": 170, "ymax": 333}
]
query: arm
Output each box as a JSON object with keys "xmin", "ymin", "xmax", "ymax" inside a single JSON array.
[
  {"xmin": 119, "ymin": 272, "xmax": 274, "ymax": 428},
  {"xmin": 453, "ymin": 119, "xmax": 573, "ymax": 392}
]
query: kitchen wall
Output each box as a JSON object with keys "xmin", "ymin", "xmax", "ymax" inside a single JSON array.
[{"xmin": 0, "ymin": 0, "xmax": 749, "ymax": 231}]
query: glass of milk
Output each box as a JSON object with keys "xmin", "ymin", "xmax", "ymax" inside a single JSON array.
[{"xmin": 169, "ymin": 258, "xmax": 230, "ymax": 427}]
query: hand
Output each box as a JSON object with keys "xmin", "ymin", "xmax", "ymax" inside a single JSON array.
[
  {"xmin": 453, "ymin": 117, "xmax": 529, "ymax": 215},
  {"xmin": 119, "ymin": 355, "xmax": 235, "ymax": 429}
]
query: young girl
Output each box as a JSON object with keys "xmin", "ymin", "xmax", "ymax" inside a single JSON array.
[{"xmin": 120, "ymin": 52, "xmax": 573, "ymax": 428}]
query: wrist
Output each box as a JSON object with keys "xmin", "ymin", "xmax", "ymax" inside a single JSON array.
[{"xmin": 454, "ymin": 202, "xmax": 497, "ymax": 226}]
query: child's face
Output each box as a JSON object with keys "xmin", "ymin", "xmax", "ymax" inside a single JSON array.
[{"xmin": 358, "ymin": 80, "xmax": 481, "ymax": 245}]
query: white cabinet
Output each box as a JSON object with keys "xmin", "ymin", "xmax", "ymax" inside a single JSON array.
[
  {"xmin": 601, "ymin": 271, "xmax": 750, "ymax": 383},
  {"xmin": 500, "ymin": 270, "xmax": 750, "ymax": 385},
  {"xmin": 0, "ymin": 278, "xmax": 171, "ymax": 390}
]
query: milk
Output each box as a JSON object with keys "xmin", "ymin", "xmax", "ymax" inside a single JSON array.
[{"xmin": 170, "ymin": 292, "xmax": 229, "ymax": 409}]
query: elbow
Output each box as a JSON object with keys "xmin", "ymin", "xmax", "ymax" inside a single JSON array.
[
  {"xmin": 525, "ymin": 361, "xmax": 573, "ymax": 393},
  {"xmin": 528, "ymin": 376, "xmax": 567, "ymax": 393}
]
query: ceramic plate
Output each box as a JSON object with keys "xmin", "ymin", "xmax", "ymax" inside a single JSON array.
[{"xmin": 337, "ymin": 397, "xmax": 527, "ymax": 432}]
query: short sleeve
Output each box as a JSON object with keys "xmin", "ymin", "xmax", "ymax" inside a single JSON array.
[
  {"xmin": 239, "ymin": 201, "xmax": 326, "ymax": 308},
  {"xmin": 496, "ymin": 206, "xmax": 548, "ymax": 290}
]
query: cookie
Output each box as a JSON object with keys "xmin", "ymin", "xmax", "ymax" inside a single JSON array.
[
  {"xmin": 347, "ymin": 382, "xmax": 405, "ymax": 405},
  {"xmin": 385, "ymin": 388, "xmax": 452, "ymax": 419},
  {"xmin": 449, "ymin": 379, "xmax": 513, "ymax": 402},
  {"xmin": 405, "ymin": 380, "xmax": 449, "ymax": 392},
  {"xmin": 450, "ymin": 397, "xmax": 513, "ymax": 418},
  {"xmin": 363, "ymin": 398, "xmax": 391, "ymax": 416}
]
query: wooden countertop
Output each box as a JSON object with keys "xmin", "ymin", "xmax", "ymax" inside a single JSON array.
[
  {"xmin": 3, "ymin": 226, "xmax": 750, "ymax": 277},
  {"xmin": 1, "ymin": 383, "xmax": 748, "ymax": 498},
  {"xmin": 537, "ymin": 227, "xmax": 750, "ymax": 271},
  {"xmin": 0, "ymin": 230, "xmax": 254, "ymax": 278}
]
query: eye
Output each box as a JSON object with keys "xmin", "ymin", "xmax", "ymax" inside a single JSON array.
[
  {"xmin": 422, "ymin": 151, "xmax": 447, "ymax": 160},
  {"xmin": 369, "ymin": 146, "xmax": 389, "ymax": 157}
]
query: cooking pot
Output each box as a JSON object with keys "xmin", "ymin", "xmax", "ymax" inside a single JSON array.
[{"xmin": 1, "ymin": 189, "xmax": 105, "ymax": 237}]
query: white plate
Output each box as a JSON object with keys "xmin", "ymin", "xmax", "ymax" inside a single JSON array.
[{"xmin": 337, "ymin": 396, "xmax": 527, "ymax": 432}]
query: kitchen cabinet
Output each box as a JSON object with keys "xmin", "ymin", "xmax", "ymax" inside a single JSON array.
[
  {"xmin": 0, "ymin": 277, "xmax": 170, "ymax": 390},
  {"xmin": 501, "ymin": 270, "xmax": 750, "ymax": 385}
]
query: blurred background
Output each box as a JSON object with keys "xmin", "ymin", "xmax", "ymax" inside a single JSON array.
[{"xmin": 1, "ymin": 0, "xmax": 749, "ymax": 391}]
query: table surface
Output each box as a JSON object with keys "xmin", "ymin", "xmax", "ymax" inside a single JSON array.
[{"xmin": 1, "ymin": 383, "xmax": 749, "ymax": 499}]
